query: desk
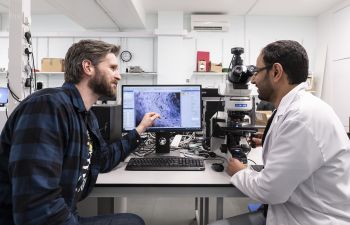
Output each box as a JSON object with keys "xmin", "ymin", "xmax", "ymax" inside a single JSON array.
[{"xmin": 90, "ymin": 160, "xmax": 246, "ymax": 225}]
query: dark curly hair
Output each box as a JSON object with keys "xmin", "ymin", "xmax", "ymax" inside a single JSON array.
[
  {"xmin": 64, "ymin": 39, "xmax": 120, "ymax": 84},
  {"xmin": 261, "ymin": 40, "xmax": 309, "ymax": 84}
]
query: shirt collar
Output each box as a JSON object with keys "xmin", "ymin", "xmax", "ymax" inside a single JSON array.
[
  {"xmin": 62, "ymin": 82, "xmax": 86, "ymax": 113},
  {"xmin": 276, "ymin": 82, "xmax": 307, "ymax": 117}
]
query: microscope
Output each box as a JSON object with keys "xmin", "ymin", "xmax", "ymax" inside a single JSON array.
[{"xmin": 214, "ymin": 47, "xmax": 258, "ymax": 164}]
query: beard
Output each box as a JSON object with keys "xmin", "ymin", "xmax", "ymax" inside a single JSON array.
[
  {"xmin": 257, "ymin": 75, "xmax": 273, "ymax": 102},
  {"xmin": 88, "ymin": 68, "xmax": 116, "ymax": 98}
]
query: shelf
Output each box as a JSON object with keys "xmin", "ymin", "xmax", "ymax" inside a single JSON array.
[
  {"xmin": 190, "ymin": 72, "xmax": 226, "ymax": 89},
  {"xmin": 121, "ymin": 72, "xmax": 157, "ymax": 76},
  {"xmin": 192, "ymin": 72, "xmax": 226, "ymax": 76},
  {"xmin": 36, "ymin": 72, "xmax": 64, "ymax": 75},
  {"xmin": 35, "ymin": 72, "xmax": 157, "ymax": 76},
  {"xmin": 0, "ymin": 72, "xmax": 64, "ymax": 76}
]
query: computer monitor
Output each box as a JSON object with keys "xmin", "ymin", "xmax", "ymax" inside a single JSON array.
[
  {"xmin": 0, "ymin": 87, "xmax": 9, "ymax": 107},
  {"xmin": 122, "ymin": 85, "xmax": 202, "ymax": 154}
]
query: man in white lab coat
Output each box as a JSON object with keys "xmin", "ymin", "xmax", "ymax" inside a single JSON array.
[{"xmin": 210, "ymin": 40, "xmax": 350, "ymax": 225}]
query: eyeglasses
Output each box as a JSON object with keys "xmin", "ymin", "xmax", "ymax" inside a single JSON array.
[{"xmin": 252, "ymin": 65, "xmax": 272, "ymax": 76}]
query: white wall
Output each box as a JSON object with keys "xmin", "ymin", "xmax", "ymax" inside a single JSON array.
[
  {"xmin": 157, "ymin": 11, "xmax": 188, "ymax": 84},
  {"xmin": 246, "ymin": 16, "xmax": 316, "ymax": 70},
  {"xmin": 0, "ymin": 12, "xmax": 321, "ymax": 117},
  {"xmin": 0, "ymin": 13, "xmax": 317, "ymax": 76},
  {"xmin": 317, "ymin": 0, "xmax": 350, "ymax": 131},
  {"xmin": 0, "ymin": 13, "xmax": 8, "ymax": 31}
]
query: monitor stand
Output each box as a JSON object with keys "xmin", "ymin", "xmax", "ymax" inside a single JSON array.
[
  {"xmin": 150, "ymin": 132, "xmax": 180, "ymax": 157},
  {"xmin": 155, "ymin": 132, "xmax": 170, "ymax": 154}
]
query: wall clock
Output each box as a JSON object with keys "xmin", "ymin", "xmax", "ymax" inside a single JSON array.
[{"xmin": 120, "ymin": 50, "xmax": 132, "ymax": 62}]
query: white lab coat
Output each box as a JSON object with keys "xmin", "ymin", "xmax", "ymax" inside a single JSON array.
[{"xmin": 231, "ymin": 83, "xmax": 350, "ymax": 225}]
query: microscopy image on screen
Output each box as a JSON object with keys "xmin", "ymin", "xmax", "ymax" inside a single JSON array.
[{"xmin": 135, "ymin": 92, "xmax": 181, "ymax": 127}]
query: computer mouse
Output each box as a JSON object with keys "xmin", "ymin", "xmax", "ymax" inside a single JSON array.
[{"xmin": 211, "ymin": 163, "xmax": 224, "ymax": 172}]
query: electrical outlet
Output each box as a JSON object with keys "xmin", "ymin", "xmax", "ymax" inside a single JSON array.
[
  {"xmin": 23, "ymin": 16, "xmax": 30, "ymax": 26},
  {"xmin": 24, "ymin": 78, "xmax": 31, "ymax": 87},
  {"xmin": 24, "ymin": 31, "xmax": 31, "ymax": 45}
]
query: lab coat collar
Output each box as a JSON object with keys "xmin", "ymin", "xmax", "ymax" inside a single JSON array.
[
  {"xmin": 275, "ymin": 82, "xmax": 307, "ymax": 118},
  {"xmin": 262, "ymin": 82, "xmax": 307, "ymax": 162}
]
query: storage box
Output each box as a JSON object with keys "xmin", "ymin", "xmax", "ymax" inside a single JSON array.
[
  {"xmin": 198, "ymin": 60, "xmax": 207, "ymax": 72},
  {"xmin": 306, "ymin": 75, "xmax": 313, "ymax": 91},
  {"xmin": 196, "ymin": 51, "xmax": 210, "ymax": 72},
  {"xmin": 256, "ymin": 110, "xmax": 272, "ymax": 133},
  {"xmin": 255, "ymin": 111, "xmax": 273, "ymax": 126},
  {"xmin": 41, "ymin": 58, "xmax": 64, "ymax": 72},
  {"xmin": 210, "ymin": 63, "xmax": 222, "ymax": 73}
]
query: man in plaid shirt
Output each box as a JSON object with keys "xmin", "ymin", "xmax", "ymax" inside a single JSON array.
[{"xmin": 0, "ymin": 39, "xmax": 160, "ymax": 225}]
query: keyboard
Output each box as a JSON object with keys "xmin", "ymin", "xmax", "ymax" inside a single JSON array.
[{"xmin": 125, "ymin": 157, "xmax": 205, "ymax": 171}]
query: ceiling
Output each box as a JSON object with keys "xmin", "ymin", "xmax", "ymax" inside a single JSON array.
[{"xmin": 0, "ymin": 0, "xmax": 345, "ymax": 30}]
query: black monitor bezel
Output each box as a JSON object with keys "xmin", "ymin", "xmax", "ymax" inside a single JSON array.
[
  {"xmin": 98, "ymin": 95, "xmax": 117, "ymax": 103},
  {"xmin": 121, "ymin": 84, "xmax": 202, "ymax": 133}
]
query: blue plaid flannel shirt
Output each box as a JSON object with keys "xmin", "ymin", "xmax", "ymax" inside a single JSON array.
[{"xmin": 0, "ymin": 82, "xmax": 141, "ymax": 225}]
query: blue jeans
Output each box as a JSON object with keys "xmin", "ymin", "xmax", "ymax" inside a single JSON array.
[{"xmin": 78, "ymin": 213, "xmax": 145, "ymax": 225}]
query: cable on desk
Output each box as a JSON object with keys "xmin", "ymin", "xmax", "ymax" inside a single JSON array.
[
  {"xmin": 131, "ymin": 132, "xmax": 212, "ymax": 158},
  {"xmin": 131, "ymin": 133, "xmax": 156, "ymax": 157},
  {"xmin": 5, "ymin": 107, "xmax": 9, "ymax": 119}
]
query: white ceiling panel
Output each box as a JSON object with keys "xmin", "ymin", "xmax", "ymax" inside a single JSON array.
[
  {"xmin": 140, "ymin": 0, "xmax": 257, "ymax": 14},
  {"xmin": 249, "ymin": 0, "xmax": 345, "ymax": 16},
  {"xmin": 0, "ymin": 0, "xmax": 8, "ymax": 13},
  {"xmin": 31, "ymin": 0, "xmax": 59, "ymax": 14},
  {"xmin": 0, "ymin": 0, "xmax": 60, "ymax": 14},
  {"xmin": 46, "ymin": 0, "xmax": 117, "ymax": 30},
  {"xmin": 0, "ymin": 0, "xmax": 346, "ymax": 30},
  {"xmin": 97, "ymin": 0, "xmax": 146, "ymax": 29}
]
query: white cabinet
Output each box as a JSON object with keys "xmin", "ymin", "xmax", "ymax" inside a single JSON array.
[
  {"xmin": 189, "ymin": 72, "xmax": 226, "ymax": 88},
  {"xmin": 0, "ymin": 71, "xmax": 65, "ymax": 88},
  {"xmin": 120, "ymin": 72, "xmax": 157, "ymax": 85},
  {"xmin": 2, "ymin": 72, "xmax": 159, "ymax": 104},
  {"xmin": 117, "ymin": 72, "xmax": 157, "ymax": 103},
  {"xmin": 0, "ymin": 72, "xmax": 7, "ymax": 87},
  {"xmin": 35, "ymin": 72, "xmax": 158, "ymax": 90},
  {"xmin": 36, "ymin": 72, "xmax": 65, "ymax": 88}
]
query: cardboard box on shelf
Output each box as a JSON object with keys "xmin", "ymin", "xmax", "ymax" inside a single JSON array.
[
  {"xmin": 210, "ymin": 63, "xmax": 222, "ymax": 73},
  {"xmin": 255, "ymin": 111, "xmax": 273, "ymax": 126},
  {"xmin": 256, "ymin": 110, "xmax": 272, "ymax": 133},
  {"xmin": 41, "ymin": 58, "xmax": 64, "ymax": 72}
]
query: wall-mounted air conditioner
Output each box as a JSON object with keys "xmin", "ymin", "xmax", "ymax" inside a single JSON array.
[{"xmin": 191, "ymin": 15, "xmax": 230, "ymax": 32}]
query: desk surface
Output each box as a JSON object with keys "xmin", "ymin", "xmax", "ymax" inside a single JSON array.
[
  {"xmin": 92, "ymin": 160, "xmax": 246, "ymax": 198},
  {"xmin": 92, "ymin": 148, "xmax": 262, "ymax": 198},
  {"xmin": 96, "ymin": 160, "xmax": 232, "ymax": 187}
]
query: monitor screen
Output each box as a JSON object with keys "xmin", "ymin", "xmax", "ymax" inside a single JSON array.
[
  {"xmin": 0, "ymin": 87, "xmax": 9, "ymax": 106},
  {"xmin": 122, "ymin": 85, "xmax": 202, "ymax": 132}
]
